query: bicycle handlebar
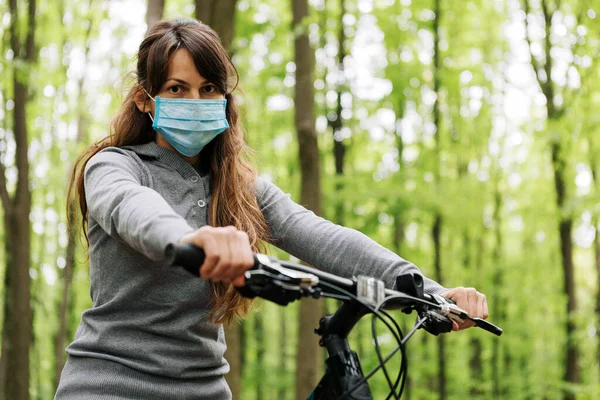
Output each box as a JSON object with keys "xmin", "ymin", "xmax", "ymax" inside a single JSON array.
[
  {"xmin": 165, "ymin": 242, "xmax": 356, "ymax": 287},
  {"xmin": 165, "ymin": 243, "xmax": 502, "ymax": 336}
]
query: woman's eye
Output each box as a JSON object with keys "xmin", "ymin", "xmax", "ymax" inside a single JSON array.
[
  {"xmin": 168, "ymin": 85, "xmax": 181, "ymax": 94},
  {"xmin": 202, "ymin": 85, "xmax": 216, "ymax": 93}
]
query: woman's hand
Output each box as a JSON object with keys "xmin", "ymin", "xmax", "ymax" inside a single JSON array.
[
  {"xmin": 440, "ymin": 287, "xmax": 488, "ymax": 331},
  {"xmin": 179, "ymin": 226, "xmax": 254, "ymax": 287}
]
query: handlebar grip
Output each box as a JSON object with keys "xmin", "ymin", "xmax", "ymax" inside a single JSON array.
[
  {"xmin": 165, "ymin": 243, "xmax": 262, "ymax": 280},
  {"xmin": 165, "ymin": 243, "xmax": 205, "ymax": 276},
  {"xmin": 429, "ymin": 294, "xmax": 503, "ymax": 336},
  {"xmin": 472, "ymin": 318, "xmax": 503, "ymax": 336}
]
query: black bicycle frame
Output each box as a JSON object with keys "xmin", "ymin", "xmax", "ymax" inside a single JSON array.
[{"xmin": 308, "ymin": 301, "xmax": 373, "ymax": 400}]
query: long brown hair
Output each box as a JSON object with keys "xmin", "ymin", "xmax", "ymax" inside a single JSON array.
[{"xmin": 68, "ymin": 18, "xmax": 269, "ymax": 324}]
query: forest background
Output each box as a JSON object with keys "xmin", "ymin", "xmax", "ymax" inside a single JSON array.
[{"xmin": 0, "ymin": 0, "xmax": 599, "ymax": 399}]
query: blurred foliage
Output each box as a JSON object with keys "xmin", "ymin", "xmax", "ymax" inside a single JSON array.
[{"xmin": 0, "ymin": 0, "xmax": 600, "ymax": 399}]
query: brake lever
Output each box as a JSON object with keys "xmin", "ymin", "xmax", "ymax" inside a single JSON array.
[
  {"xmin": 254, "ymin": 254, "xmax": 319, "ymax": 288},
  {"xmin": 430, "ymin": 294, "xmax": 503, "ymax": 336},
  {"xmin": 239, "ymin": 269, "xmax": 305, "ymax": 305},
  {"xmin": 236, "ymin": 256, "xmax": 322, "ymax": 306}
]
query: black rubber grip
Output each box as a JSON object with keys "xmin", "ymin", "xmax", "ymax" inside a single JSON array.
[
  {"xmin": 472, "ymin": 318, "xmax": 503, "ymax": 336},
  {"xmin": 165, "ymin": 243, "xmax": 205, "ymax": 276}
]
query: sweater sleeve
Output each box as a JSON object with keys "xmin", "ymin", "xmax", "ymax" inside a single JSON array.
[
  {"xmin": 256, "ymin": 177, "xmax": 446, "ymax": 294},
  {"xmin": 84, "ymin": 148, "xmax": 195, "ymax": 262}
]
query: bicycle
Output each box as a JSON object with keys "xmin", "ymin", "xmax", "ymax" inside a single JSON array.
[{"xmin": 166, "ymin": 244, "xmax": 503, "ymax": 400}]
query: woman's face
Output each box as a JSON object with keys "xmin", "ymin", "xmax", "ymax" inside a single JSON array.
[
  {"xmin": 156, "ymin": 48, "xmax": 225, "ymax": 102},
  {"xmin": 137, "ymin": 48, "xmax": 225, "ymax": 164}
]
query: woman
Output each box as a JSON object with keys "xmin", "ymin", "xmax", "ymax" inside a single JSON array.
[{"xmin": 56, "ymin": 17, "xmax": 488, "ymax": 399}]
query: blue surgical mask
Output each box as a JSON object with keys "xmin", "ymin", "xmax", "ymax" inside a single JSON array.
[{"xmin": 146, "ymin": 92, "xmax": 229, "ymax": 157}]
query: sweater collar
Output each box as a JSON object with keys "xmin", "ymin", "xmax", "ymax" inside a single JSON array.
[
  {"xmin": 123, "ymin": 141, "xmax": 209, "ymax": 179},
  {"xmin": 123, "ymin": 141, "xmax": 166, "ymax": 158}
]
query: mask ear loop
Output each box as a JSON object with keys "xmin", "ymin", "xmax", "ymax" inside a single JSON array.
[{"xmin": 143, "ymin": 88, "xmax": 156, "ymax": 123}]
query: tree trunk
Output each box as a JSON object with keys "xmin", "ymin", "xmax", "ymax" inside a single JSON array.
[
  {"xmin": 554, "ymin": 190, "xmax": 578, "ymax": 396},
  {"xmin": 278, "ymin": 307, "xmax": 288, "ymax": 400},
  {"xmin": 520, "ymin": 237, "xmax": 536, "ymax": 400},
  {"xmin": 29, "ymin": 187, "xmax": 49, "ymax": 397},
  {"xmin": 295, "ymin": 299, "xmax": 323, "ymax": 400},
  {"xmin": 431, "ymin": 1, "xmax": 446, "ymax": 399},
  {"xmin": 240, "ymin": 320, "xmax": 246, "ymax": 372},
  {"xmin": 329, "ymin": 0, "xmax": 347, "ymax": 225},
  {"xmin": 550, "ymin": 106, "xmax": 578, "ymax": 400},
  {"xmin": 523, "ymin": 1, "xmax": 579, "ymax": 394},
  {"xmin": 432, "ymin": 216, "xmax": 446, "ymax": 400},
  {"xmin": 224, "ymin": 322, "xmax": 242, "ymax": 400},
  {"xmin": 6, "ymin": 41, "xmax": 34, "ymax": 400},
  {"xmin": 0, "ymin": 1, "xmax": 36, "ymax": 399},
  {"xmin": 54, "ymin": 12, "xmax": 93, "ymax": 387},
  {"xmin": 255, "ymin": 314, "xmax": 265, "ymax": 400},
  {"xmin": 469, "ymin": 235, "xmax": 484, "ymax": 397},
  {"xmin": 595, "ymin": 215, "xmax": 600, "ymax": 368},
  {"xmin": 146, "ymin": 0, "xmax": 165, "ymax": 32},
  {"xmin": 0, "ymin": 216, "xmax": 11, "ymax": 395},
  {"xmin": 490, "ymin": 187, "xmax": 504, "ymax": 397},
  {"xmin": 292, "ymin": 0, "xmax": 324, "ymax": 399},
  {"xmin": 591, "ymin": 150, "xmax": 600, "ymax": 369},
  {"xmin": 392, "ymin": 92, "xmax": 411, "ymax": 399},
  {"xmin": 0, "ymin": 100, "xmax": 10, "ymax": 396},
  {"xmin": 54, "ymin": 204, "xmax": 76, "ymax": 389},
  {"xmin": 469, "ymin": 338, "xmax": 483, "ymax": 397},
  {"xmin": 195, "ymin": 0, "xmax": 237, "ymax": 50}
]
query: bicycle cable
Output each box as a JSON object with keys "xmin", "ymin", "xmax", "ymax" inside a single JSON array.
[
  {"xmin": 244, "ymin": 263, "xmax": 406, "ymax": 398},
  {"xmin": 372, "ymin": 308, "xmax": 404, "ymax": 400},
  {"xmin": 374, "ymin": 295, "xmax": 434, "ymax": 399},
  {"xmin": 317, "ymin": 281, "xmax": 405, "ymax": 400},
  {"xmin": 381, "ymin": 314, "xmax": 429, "ymax": 399},
  {"xmin": 336, "ymin": 290, "xmax": 443, "ymax": 400},
  {"xmin": 351, "ymin": 314, "xmax": 427, "ymax": 398}
]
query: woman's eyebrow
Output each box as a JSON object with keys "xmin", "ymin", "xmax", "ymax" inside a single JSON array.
[
  {"xmin": 165, "ymin": 78, "xmax": 190, "ymax": 85},
  {"xmin": 165, "ymin": 77, "xmax": 210, "ymax": 85}
]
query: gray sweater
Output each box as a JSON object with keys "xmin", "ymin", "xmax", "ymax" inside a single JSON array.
[{"xmin": 55, "ymin": 142, "xmax": 445, "ymax": 399}]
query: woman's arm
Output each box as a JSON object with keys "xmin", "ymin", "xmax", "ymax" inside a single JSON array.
[
  {"xmin": 256, "ymin": 177, "xmax": 446, "ymax": 295},
  {"xmin": 84, "ymin": 148, "xmax": 194, "ymax": 262}
]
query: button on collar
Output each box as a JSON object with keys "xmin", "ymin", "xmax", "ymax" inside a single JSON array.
[
  {"xmin": 191, "ymin": 176, "xmax": 199, "ymax": 183},
  {"xmin": 197, "ymin": 199, "xmax": 206, "ymax": 208}
]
